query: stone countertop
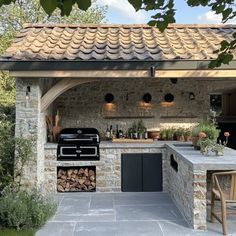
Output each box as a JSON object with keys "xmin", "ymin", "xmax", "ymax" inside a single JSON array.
[
  {"xmin": 44, "ymin": 141, "xmax": 181, "ymax": 150},
  {"xmin": 166, "ymin": 143, "xmax": 236, "ymax": 170}
]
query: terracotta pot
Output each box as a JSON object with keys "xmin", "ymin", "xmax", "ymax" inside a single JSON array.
[
  {"xmin": 191, "ymin": 136, "xmax": 200, "ymax": 150},
  {"xmin": 148, "ymin": 131, "xmax": 160, "ymax": 140},
  {"xmin": 176, "ymin": 135, "xmax": 185, "ymax": 142}
]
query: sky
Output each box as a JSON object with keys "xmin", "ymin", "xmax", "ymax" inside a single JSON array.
[{"xmin": 96, "ymin": 0, "xmax": 235, "ymax": 24}]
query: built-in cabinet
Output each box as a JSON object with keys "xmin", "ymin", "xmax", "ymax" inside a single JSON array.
[{"xmin": 121, "ymin": 153, "xmax": 163, "ymax": 192}]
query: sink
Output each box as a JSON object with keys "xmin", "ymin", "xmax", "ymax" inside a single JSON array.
[{"xmin": 173, "ymin": 143, "xmax": 193, "ymax": 147}]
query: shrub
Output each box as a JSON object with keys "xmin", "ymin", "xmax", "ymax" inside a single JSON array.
[
  {"xmin": 0, "ymin": 185, "xmax": 57, "ymax": 230},
  {"xmin": 0, "ymin": 120, "xmax": 15, "ymax": 191}
]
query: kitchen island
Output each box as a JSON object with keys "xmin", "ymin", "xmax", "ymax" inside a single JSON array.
[
  {"xmin": 44, "ymin": 141, "xmax": 236, "ymax": 230},
  {"xmin": 166, "ymin": 143, "xmax": 236, "ymax": 230}
]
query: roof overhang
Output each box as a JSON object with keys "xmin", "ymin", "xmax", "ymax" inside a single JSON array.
[{"xmin": 1, "ymin": 60, "xmax": 236, "ymax": 71}]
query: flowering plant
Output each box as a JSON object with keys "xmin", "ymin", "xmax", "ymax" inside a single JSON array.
[{"xmin": 199, "ymin": 132, "xmax": 230, "ymax": 156}]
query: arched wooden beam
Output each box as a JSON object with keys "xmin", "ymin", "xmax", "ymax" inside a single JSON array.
[{"xmin": 41, "ymin": 78, "xmax": 99, "ymax": 112}]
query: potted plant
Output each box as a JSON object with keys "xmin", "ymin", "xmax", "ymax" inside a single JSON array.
[
  {"xmin": 160, "ymin": 129, "xmax": 167, "ymax": 140},
  {"xmin": 184, "ymin": 128, "xmax": 192, "ymax": 142},
  {"xmin": 137, "ymin": 120, "xmax": 145, "ymax": 139},
  {"xmin": 175, "ymin": 128, "xmax": 185, "ymax": 142},
  {"xmin": 191, "ymin": 121, "xmax": 220, "ymax": 150}
]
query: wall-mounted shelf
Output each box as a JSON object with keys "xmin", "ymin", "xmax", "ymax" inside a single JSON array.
[
  {"xmin": 104, "ymin": 116, "xmax": 155, "ymax": 119},
  {"xmin": 160, "ymin": 116, "xmax": 197, "ymax": 119}
]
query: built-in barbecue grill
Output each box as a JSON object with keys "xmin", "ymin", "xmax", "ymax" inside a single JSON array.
[{"xmin": 57, "ymin": 128, "xmax": 100, "ymax": 161}]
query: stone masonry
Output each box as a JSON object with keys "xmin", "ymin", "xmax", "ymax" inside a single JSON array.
[
  {"xmin": 44, "ymin": 143, "xmax": 166, "ymax": 193},
  {"xmin": 53, "ymin": 78, "xmax": 236, "ymax": 137},
  {"xmin": 166, "ymin": 148, "xmax": 207, "ymax": 230}
]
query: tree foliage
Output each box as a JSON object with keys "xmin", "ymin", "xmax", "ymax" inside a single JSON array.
[
  {"xmin": 1, "ymin": 0, "xmax": 234, "ymax": 67},
  {"xmin": 0, "ymin": 0, "xmax": 107, "ymax": 121}
]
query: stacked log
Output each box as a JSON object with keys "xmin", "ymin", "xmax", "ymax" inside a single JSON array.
[{"xmin": 57, "ymin": 167, "xmax": 96, "ymax": 192}]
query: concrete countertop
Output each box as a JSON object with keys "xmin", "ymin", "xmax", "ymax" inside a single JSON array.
[
  {"xmin": 44, "ymin": 141, "xmax": 236, "ymax": 170},
  {"xmin": 44, "ymin": 140, "xmax": 180, "ymax": 150},
  {"xmin": 166, "ymin": 143, "xmax": 236, "ymax": 170}
]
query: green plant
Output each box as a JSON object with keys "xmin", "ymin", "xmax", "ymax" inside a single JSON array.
[
  {"xmin": 14, "ymin": 136, "xmax": 35, "ymax": 188},
  {"xmin": 160, "ymin": 129, "xmax": 167, "ymax": 140},
  {"xmin": 175, "ymin": 128, "xmax": 185, "ymax": 141},
  {"xmin": 191, "ymin": 121, "xmax": 220, "ymax": 141},
  {"xmin": 137, "ymin": 120, "xmax": 145, "ymax": 134},
  {"xmin": 199, "ymin": 138, "xmax": 224, "ymax": 156},
  {"xmin": 0, "ymin": 229, "xmax": 35, "ymax": 236},
  {"xmin": 183, "ymin": 128, "xmax": 192, "ymax": 141},
  {"xmin": 0, "ymin": 185, "xmax": 57, "ymax": 230},
  {"xmin": 0, "ymin": 120, "xmax": 15, "ymax": 191}
]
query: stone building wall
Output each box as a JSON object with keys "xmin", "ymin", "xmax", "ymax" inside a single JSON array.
[{"xmin": 53, "ymin": 78, "xmax": 236, "ymax": 137}]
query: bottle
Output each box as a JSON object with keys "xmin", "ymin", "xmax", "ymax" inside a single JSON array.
[
  {"xmin": 119, "ymin": 130, "xmax": 123, "ymax": 138},
  {"xmin": 116, "ymin": 125, "xmax": 119, "ymax": 139},
  {"xmin": 144, "ymin": 128, "xmax": 148, "ymax": 139},
  {"xmin": 110, "ymin": 125, "xmax": 113, "ymax": 139},
  {"xmin": 106, "ymin": 125, "xmax": 110, "ymax": 140}
]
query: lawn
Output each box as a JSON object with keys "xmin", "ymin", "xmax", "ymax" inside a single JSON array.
[{"xmin": 0, "ymin": 229, "xmax": 36, "ymax": 236}]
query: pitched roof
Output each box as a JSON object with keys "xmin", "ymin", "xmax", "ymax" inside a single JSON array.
[{"xmin": 2, "ymin": 23, "xmax": 236, "ymax": 61}]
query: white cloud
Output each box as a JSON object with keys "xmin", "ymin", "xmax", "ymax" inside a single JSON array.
[
  {"xmin": 97, "ymin": 0, "xmax": 147, "ymax": 23},
  {"xmin": 197, "ymin": 11, "xmax": 236, "ymax": 24}
]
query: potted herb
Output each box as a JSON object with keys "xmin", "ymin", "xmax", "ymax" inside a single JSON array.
[
  {"xmin": 160, "ymin": 129, "xmax": 167, "ymax": 140},
  {"xmin": 184, "ymin": 128, "xmax": 192, "ymax": 142},
  {"xmin": 137, "ymin": 120, "xmax": 145, "ymax": 139},
  {"xmin": 132, "ymin": 122, "xmax": 138, "ymax": 139},
  {"xmin": 191, "ymin": 121, "xmax": 220, "ymax": 150},
  {"xmin": 175, "ymin": 128, "xmax": 185, "ymax": 142}
]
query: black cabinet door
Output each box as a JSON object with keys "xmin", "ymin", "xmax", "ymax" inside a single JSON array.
[
  {"xmin": 121, "ymin": 154, "xmax": 142, "ymax": 192},
  {"xmin": 121, "ymin": 153, "xmax": 163, "ymax": 192},
  {"xmin": 142, "ymin": 153, "xmax": 163, "ymax": 191}
]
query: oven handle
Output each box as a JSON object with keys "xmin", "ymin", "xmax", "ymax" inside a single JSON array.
[
  {"xmin": 60, "ymin": 146, "xmax": 77, "ymax": 157},
  {"xmin": 80, "ymin": 146, "xmax": 98, "ymax": 157}
]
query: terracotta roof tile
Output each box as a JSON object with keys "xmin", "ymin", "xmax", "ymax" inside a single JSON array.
[{"xmin": 2, "ymin": 23, "xmax": 236, "ymax": 61}]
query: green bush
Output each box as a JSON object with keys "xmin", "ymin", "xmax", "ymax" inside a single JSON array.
[
  {"xmin": 0, "ymin": 120, "xmax": 15, "ymax": 191},
  {"xmin": 0, "ymin": 185, "xmax": 57, "ymax": 230}
]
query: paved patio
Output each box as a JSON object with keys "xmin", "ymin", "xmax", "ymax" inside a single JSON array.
[{"xmin": 36, "ymin": 192, "xmax": 236, "ymax": 236}]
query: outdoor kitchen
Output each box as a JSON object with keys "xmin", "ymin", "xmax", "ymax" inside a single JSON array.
[{"xmin": 1, "ymin": 23, "xmax": 236, "ymax": 232}]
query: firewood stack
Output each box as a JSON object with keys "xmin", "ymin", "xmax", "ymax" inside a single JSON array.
[{"xmin": 57, "ymin": 167, "xmax": 96, "ymax": 192}]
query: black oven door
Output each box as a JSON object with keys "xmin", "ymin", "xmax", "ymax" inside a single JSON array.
[{"xmin": 79, "ymin": 145, "xmax": 100, "ymax": 160}]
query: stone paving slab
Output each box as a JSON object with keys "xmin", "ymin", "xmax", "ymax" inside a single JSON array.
[{"xmin": 36, "ymin": 192, "xmax": 236, "ymax": 236}]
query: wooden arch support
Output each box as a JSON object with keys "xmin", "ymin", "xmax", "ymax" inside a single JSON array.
[{"xmin": 41, "ymin": 78, "xmax": 99, "ymax": 112}]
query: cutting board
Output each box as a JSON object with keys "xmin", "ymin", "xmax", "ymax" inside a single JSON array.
[{"xmin": 112, "ymin": 138, "xmax": 154, "ymax": 143}]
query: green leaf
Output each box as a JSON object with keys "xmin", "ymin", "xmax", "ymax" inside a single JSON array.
[
  {"xmin": 40, "ymin": 0, "xmax": 58, "ymax": 15},
  {"xmin": 222, "ymin": 53, "xmax": 233, "ymax": 64},
  {"xmin": 148, "ymin": 20, "xmax": 156, "ymax": 26},
  {"xmin": 128, "ymin": 0, "xmax": 142, "ymax": 10},
  {"xmin": 62, "ymin": 0, "xmax": 73, "ymax": 16},
  {"xmin": 76, "ymin": 0, "xmax": 91, "ymax": 11},
  {"xmin": 0, "ymin": 0, "xmax": 13, "ymax": 7},
  {"xmin": 222, "ymin": 8, "xmax": 232, "ymax": 21},
  {"xmin": 220, "ymin": 40, "xmax": 229, "ymax": 50}
]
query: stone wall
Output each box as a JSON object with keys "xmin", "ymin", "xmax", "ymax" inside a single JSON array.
[
  {"xmin": 166, "ymin": 149, "xmax": 207, "ymax": 230},
  {"xmin": 44, "ymin": 144, "xmax": 166, "ymax": 193},
  {"xmin": 15, "ymin": 78, "xmax": 54, "ymax": 189},
  {"xmin": 53, "ymin": 78, "xmax": 236, "ymax": 137}
]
